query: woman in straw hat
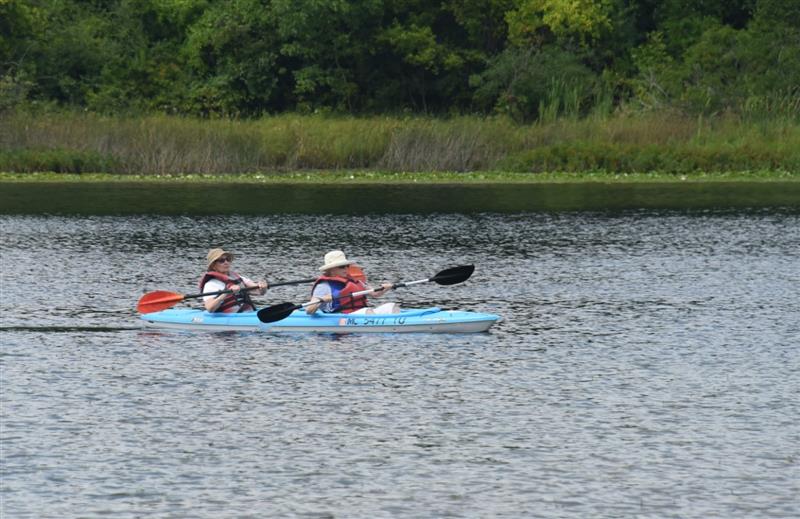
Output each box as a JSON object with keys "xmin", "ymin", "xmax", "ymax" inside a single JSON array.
[
  {"xmin": 200, "ymin": 248, "xmax": 268, "ymax": 313},
  {"xmin": 306, "ymin": 250, "xmax": 399, "ymax": 315}
]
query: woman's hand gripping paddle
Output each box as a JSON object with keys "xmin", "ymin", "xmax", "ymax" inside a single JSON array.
[{"xmin": 256, "ymin": 265, "xmax": 475, "ymax": 324}]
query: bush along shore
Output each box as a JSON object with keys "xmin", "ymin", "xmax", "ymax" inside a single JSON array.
[{"xmin": 1, "ymin": 111, "xmax": 800, "ymax": 181}]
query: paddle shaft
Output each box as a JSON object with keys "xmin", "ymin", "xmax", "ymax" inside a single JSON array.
[
  {"xmin": 299, "ymin": 285, "xmax": 385, "ymax": 310},
  {"xmin": 312, "ymin": 269, "xmax": 466, "ymax": 305},
  {"xmin": 185, "ymin": 277, "xmax": 315, "ymax": 300},
  {"xmin": 293, "ymin": 275, "xmax": 441, "ymax": 311},
  {"xmin": 256, "ymin": 265, "xmax": 474, "ymax": 323},
  {"xmin": 319, "ymin": 278, "xmax": 429, "ymax": 302}
]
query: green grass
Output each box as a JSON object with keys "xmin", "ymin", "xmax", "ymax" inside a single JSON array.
[{"xmin": 2, "ymin": 110, "xmax": 800, "ymax": 176}]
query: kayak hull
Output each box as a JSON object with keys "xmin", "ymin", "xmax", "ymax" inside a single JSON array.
[{"xmin": 140, "ymin": 307, "xmax": 499, "ymax": 333}]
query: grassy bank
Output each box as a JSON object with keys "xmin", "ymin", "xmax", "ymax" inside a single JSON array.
[
  {"xmin": 2, "ymin": 170, "xmax": 798, "ymax": 184},
  {"xmin": 2, "ymin": 111, "xmax": 800, "ymax": 176}
]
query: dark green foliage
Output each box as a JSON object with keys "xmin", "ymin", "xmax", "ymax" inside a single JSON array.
[
  {"xmin": 471, "ymin": 46, "xmax": 597, "ymax": 122},
  {"xmin": 671, "ymin": 23, "xmax": 800, "ymax": 114},
  {"xmin": 27, "ymin": 2, "xmax": 116, "ymax": 106},
  {"xmin": 181, "ymin": 0, "xmax": 280, "ymax": 116},
  {"xmin": 1, "ymin": 0, "xmax": 799, "ymax": 118},
  {"xmin": 499, "ymin": 142, "xmax": 800, "ymax": 173},
  {"xmin": 0, "ymin": 148, "xmax": 118, "ymax": 173}
]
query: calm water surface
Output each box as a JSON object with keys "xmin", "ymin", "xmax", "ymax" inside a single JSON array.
[
  {"xmin": 2, "ymin": 181, "xmax": 800, "ymax": 214},
  {"xmin": 1, "ymin": 211, "xmax": 799, "ymax": 518}
]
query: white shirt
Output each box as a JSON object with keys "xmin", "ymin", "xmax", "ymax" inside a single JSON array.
[
  {"xmin": 203, "ymin": 276, "xmax": 254, "ymax": 310},
  {"xmin": 311, "ymin": 282, "xmax": 335, "ymax": 312}
]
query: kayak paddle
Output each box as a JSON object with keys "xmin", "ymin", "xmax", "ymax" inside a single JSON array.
[
  {"xmin": 137, "ymin": 277, "xmax": 316, "ymax": 314},
  {"xmin": 256, "ymin": 264, "xmax": 475, "ymax": 324}
]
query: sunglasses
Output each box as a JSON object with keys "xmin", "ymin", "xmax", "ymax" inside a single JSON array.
[{"xmin": 215, "ymin": 257, "xmax": 232, "ymax": 264}]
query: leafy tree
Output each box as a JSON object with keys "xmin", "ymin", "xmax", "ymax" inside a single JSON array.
[
  {"xmin": 678, "ymin": 24, "xmax": 745, "ymax": 112},
  {"xmin": 629, "ymin": 30, "xmax": 680, "ymax": 110},
  {"xmin": 506, "ymin": 0, "xmax": 615, "ymax": 47},
  {"xmin": 1, "ymin": 0, "xmax": 31, "ymax": 67},
  {"xmin": 264, "ymin": 0, "xmax": 510, "ymax": 113},
  {"xmin": 627, "ymin": 0, "xmax": 783, "ymax": 114},
  {"xmin": 270, "ymin": 0, "xmax": 385, "ymax": 112},
  {"xmin": 655, "ymin": 0, "xmax": 800, "ymax": 115},
  {"xmin": 0, "ymin": 0, "xmax": 38, "ymax": 110},
  {"xmin": 181, "ymin": 0, "xmax": 280, "ymax": 116},
  {"xmin": 471, "ymin": 45, "xmax": 596, "ymax": 122},
  {"xmin": 752, "ymin": 0, "xmax": 800, "ymax": 28},
  {"xmin": 447, "ymin": 0, "xmax": 515, "ymax": 54},
  {"xmin": 643, "ymin": 0, "xmax": 755, "ymax": 57},
  {"xmin": 377, "ymin": 17, "xmax": 471, "ymax": 111},
  {"xmin": 474, "ymin": 0, "xmax": 619, "ymax": 121},
  {"xmin": 21, "ymin": 1, "xmax": 117, "ymax": 106},
  {"xmin": 1, "ymin": 0, "xmax": 796, "ymax": 118},
  {"xmin": 86, "ymin": 0, "xmax": 208, "ymax": 113}
]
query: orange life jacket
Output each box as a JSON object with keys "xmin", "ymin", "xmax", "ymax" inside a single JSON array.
[
  {"xmin": 346, "ymin": 265, "xmax": 367, "ymax": 283},
  {"xmin": 311, "ymin": 275, "xmax": 369, "ymax": 313},
  {"xmin": 199, "ymin": 271, "xmax": 254, "ymax": 313}
]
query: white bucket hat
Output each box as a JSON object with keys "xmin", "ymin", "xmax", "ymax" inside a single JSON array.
[
  {"xmin": 206, "ymin": 248, "xmax": 234, "ymax": 269},
  {"xmin": 319, "ymin": 250, "xmax": 354, "ymax": 272}
]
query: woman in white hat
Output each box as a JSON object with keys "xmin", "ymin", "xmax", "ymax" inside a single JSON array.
[
  {"xmin": 306, "ymin": 250, "xmax": 398, "ymax": 315},
  {"xmin": 200, "ymin": 248, "xmax": 268, "ymax": 313}
]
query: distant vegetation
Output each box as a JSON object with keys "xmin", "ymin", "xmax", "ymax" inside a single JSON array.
[
  {"xmin": 2, "ymin": 1, "xmax": 799, "ymax": 119},
  {"xmin": 3, "ymin": 111, "xmax": 800, "ymax": 175},
  {"xmin": 2, "ymin": 1, "xmax": 799, "ymax": 176}
]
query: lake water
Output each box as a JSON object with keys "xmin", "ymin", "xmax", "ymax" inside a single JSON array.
[
  {"xmin": 2, "ymin": 181, "xmax": 800, "ymax": 214},
  {"xmin": 1, "ymin": 192, "xmax": 799, "ymax": 517}
]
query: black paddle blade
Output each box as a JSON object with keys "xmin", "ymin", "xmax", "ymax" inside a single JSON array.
[
  {"xmin": 257, "ymin": 302, "xmax": 300, "ymax": 323},
  {"xmin": 431, "ymin": 264, "xmax": 474, "ymax": 286}
]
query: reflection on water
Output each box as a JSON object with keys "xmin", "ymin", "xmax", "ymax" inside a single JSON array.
[
  {"xmin": 1, "ymin": 212, "xmax": 799, "ymax": 518},
  {"xmin": 1, "ymin": 181, "xmax": 799, "ymax": 214},
  {"xmin": 0, "ymin": 326, "xmax": 139, "ymax": 332}
]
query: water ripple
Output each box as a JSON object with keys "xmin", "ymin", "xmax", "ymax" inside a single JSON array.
[{"xmin": 1, "ymin": 211, "xmax": 799, "ymax": 518}]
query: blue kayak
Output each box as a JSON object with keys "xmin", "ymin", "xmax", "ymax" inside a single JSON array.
[{"xmin": 140, "ymin": 307, "xmax": 499, "ymax": 333}]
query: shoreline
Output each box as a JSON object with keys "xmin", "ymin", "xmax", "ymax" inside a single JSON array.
[{"xmin": 2, "ymin": 170, "xmax": 799, "ymax": 185}]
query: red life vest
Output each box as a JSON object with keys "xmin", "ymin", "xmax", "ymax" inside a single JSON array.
[
  {"xmin": 311, "ymin": 275, "xmax": 369, "ymax": 313},
  {"xmin": 199, "ymin": 271, "xmax": 254, "ymax": 313}
]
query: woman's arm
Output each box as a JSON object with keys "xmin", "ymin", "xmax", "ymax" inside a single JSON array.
[
  {"xmin": 242, "ymin": 276, "xmax": 268, "ymax": 295},
  {"xmin": 306, "ymin": 283, "xmax": 332, "ymax": 314},
  {"xmin": 202, "ymin": 279, "xmax": 240, "ymax": 312}
]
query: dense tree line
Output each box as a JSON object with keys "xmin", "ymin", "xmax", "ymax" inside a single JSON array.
[{"xmin": 1, "ymin": 0, "xmax": 799, "ymax": 120}]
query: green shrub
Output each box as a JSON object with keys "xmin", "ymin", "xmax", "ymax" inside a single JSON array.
[
  {"xmin": 498, "ymin": 142, "xmax": 799, "ymax": 173},
  {"xmin": 0, "ymin": 148, "xmax": 118, "ymax": 173}
]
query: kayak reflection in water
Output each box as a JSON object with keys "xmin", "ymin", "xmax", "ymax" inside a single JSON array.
[
  {"xmin": 200, "ymin": 248, "xmax": 268, "ymax": 313},
  {"xmin": 306, "ymin": 250, "xmax": 400, "ymax": 315}
]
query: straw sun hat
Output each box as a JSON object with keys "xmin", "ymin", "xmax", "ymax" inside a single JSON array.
[
  {"xmin": 206, "ymin": 248, "xmax": 234, "ymax": 269},
  {"xmin": 319, "ymin": 250, "xmax": 355, "ymax": 272}
]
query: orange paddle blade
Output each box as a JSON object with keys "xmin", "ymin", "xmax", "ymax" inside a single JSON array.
[{"xmin": 137, "ymin": 290, "xmax": 185, "ymax": 314}]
